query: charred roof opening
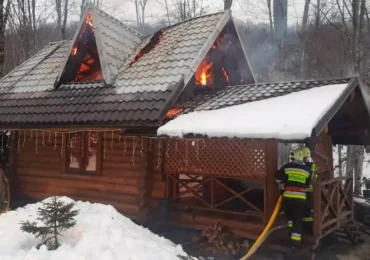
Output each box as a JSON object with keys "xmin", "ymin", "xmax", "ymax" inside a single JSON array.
[
  {"xmin": 130, "ymin": 29, "xmax": 164, "ymax": 66},
  {"xmin": 165, "ymin": 20, "xmax": 255, "ymax": 120},
  {"xmin": 194, "ymin": 20, "xmax": 254, "ymax": 90},
  {"xmin": 57, "ymin": 12, "xmax": 103, "ymax": 87}
]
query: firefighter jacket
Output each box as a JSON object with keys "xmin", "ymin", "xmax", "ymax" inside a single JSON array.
[
  {"xmin": 305, "ymin": 162, "xmax": 317, "ymax": 192},
  {"xmin": 275, "ymin": 162, "xmax": 313, "ymax": 200}
]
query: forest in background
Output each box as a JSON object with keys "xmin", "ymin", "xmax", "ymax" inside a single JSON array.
[{"xmin": 0, "ymin": 0, "xmax": 369, "ymax": 193}]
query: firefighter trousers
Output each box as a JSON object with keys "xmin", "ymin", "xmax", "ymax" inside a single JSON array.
[{"xmin": 283, "ymin": 197, "xmax": 305, "ymax": 245}]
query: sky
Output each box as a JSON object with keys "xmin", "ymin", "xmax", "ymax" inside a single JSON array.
[{"xmin": 65, "ymin": 0, "xmax": 308, "ymax": 27}]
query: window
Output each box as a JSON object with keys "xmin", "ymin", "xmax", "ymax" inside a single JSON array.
[{"xmin": 67, "ymin": 132, "xmax": 100, "ymax": 174}]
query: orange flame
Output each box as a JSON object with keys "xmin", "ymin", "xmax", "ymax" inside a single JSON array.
[
  {"xmin": 222, "ymin": 67, "xmax": 230, "ymax": 85},
  {"xmin": 196, "ymin": 58, "xmax": 213, "ymax": 86},
  {"xmin": 86, "ymin": 12, "xmax": 93, "ymax": 30},
  {"xmin": 166, "ymin": 108, "xmax": 183, "ymax": 118},
  {"xmin": 72, "ymin": 47, "xmax": 78, "ymax": 56}
]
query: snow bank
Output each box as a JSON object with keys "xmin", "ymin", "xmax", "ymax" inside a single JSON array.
[
  {"xmin": 158, "ymin": 84, "xmax": 348, "ymax": 140},
  {"xmin": 0, "ymin": 197, "xmax": 190, "ymax": 260}
]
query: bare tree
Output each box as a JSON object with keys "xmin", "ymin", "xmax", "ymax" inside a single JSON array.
[
  {"xmin": 133, "ymin": 0, "xmax": 149, "ymax": 28},
  {"xmin": 273, "ymin": 0, "xmax": 287, "ymax": 65},
  {"xmin": 0, "ymin": 0, "xmax": 10, "ymax": 77},
  {"xmin": 55, "ymin": 0, "xmax": 69, "ymax": 40},
  {"xmin": 300, "ymin": 0, "xmax": 311, "ymax": 78}
]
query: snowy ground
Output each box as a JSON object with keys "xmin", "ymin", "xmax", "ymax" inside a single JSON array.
[{"xmin": 0, "ymin": 197, "xmax": 191, "ymax": 260}]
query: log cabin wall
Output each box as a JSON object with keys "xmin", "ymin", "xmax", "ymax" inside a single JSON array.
[{"xmin": 11, "ymin": 130, "xmax": 149, "ymax": 220}]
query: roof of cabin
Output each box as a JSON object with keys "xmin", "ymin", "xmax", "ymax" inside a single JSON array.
[
  {"xmin": 0, "ymin": 8, "xmax": 236, "ymax": 127},
  {"xmin": 175, "ymin": 78, "xmax": 352, "ymax": 114},
  {"xmin": 159, "ymin": 78, "xmax": 370, "ymax": 142}
]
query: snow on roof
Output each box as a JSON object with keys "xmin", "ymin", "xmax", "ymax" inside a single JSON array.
[
  {"xmin": 158, "ymin": 83, "xmax": 349, "ymax": 140},
  {"xmin": 0, "ymin": 197, "xmax": 190, "ymax": 260}
]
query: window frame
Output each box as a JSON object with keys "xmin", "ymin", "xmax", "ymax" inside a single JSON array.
[{"xmin": 63, "ymin": 132, "xmax": 102, "ymax": 175}]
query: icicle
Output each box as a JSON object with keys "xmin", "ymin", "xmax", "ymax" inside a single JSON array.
[
  {"xmin": 6, "ymin": 131, "xmax": 10, "ymax": 148},
  {"xmin": 17, "ymin": 131, "xmax": 21, "ymax": 154},
  {"xmin": 42, "ymin": 131, "xmax": 45, "ymax": 147},
  {"xmin": 49, "ymin": 131, "xmax": 52, "ymax": 143},
  {"xmin": 103, "ymin": 131, "xmax": 107, "ymax": 159},
  {"xmin": 111, "ymin": 131, "xmax": 114, "ymax": 150},
  {"xmin": 118, "ymin": 131, "xmax": 121, "ymax": 142},
  {"xmin": 156, "ymin": 139, "xmax": 161, "ymax": 169},
  {"xmin": 88, "ymin": 132, "xmax": 91, "ymax": 152},
  {"xmin": 140, "ymin": 137, "xmax": 144, "ymax": 157},
  {"xmin": 54, "ymin": 132, "xmax": 57, "ymax": 150},
  {"xmin": 29, "ymin": 130, "xmax": 32, "ymax": 140},
  {"xmin": 132, "ymin": 137, "xmax": 137, "ymax": 165},
  {"xmin": 81, "ymin": 131, "xmax": 85, "ymax": 157},
  {"xmin": 35, "ymin": 131, "xmax": 38, "ymax": 154},
  {"xmin": 61, "ymin": 134, "xmax": 64, "ymax": 157},
  {"xmin": 123, "ymin": 137, "xmax": 127, "ymax": 156},
  {"xmin": 149, "ymin": 138, "xmax": 152, "ymax": 151},
  {"xmin": 23, "ymin": 130, "xmax": 26, "ymax": 147},
  {"xmin": 68, "ymin": 133, "xmax": 72, "ymax": 151}
]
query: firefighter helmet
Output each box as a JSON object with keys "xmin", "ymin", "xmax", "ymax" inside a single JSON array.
[
  {"xmin": 301, "ymin": 146, "xmax": 311, "ymax": 158},
  {"xmin": 290, "ymin": 148, "xmax": 304, "ymax": 162}
]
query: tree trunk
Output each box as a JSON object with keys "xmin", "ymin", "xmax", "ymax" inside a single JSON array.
[
  {"xmin": 301, "ymin": 0, "xmax": 311, "ymax": 78},
  {"xmin": 346, "ymin": 145, "xmax": 355, "ymax": 179},
  {"xmin": 338, "ymin": 145, "xmax": 343, "ymax": 178},
  {"xmin": 267, "ymin": 0, "xmax": 274, "ymax": 43},
  {"xmin": 273, "ymin": 0, "xmax": 288, "ymax": 62},
  {"xmin": 353, "ymin": 146, "xmax": 364, "ymax": 195},
  {"xmin": 55, "ymin": 0, "xmax": 62, "ymax": 40},
  {"xmin": 61, "ymin": 0, "xmax": 69, "ymax": 40},
  {"xmin": 0, "ymin": 0, "xmax": 10, "ymax": 77},
  {"xmin": 224, "ymin": 0, "xmax": 233, "ymax": 10}
]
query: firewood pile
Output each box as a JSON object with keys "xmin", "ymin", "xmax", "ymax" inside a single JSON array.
[{"xmin": 191, "ymin": 222, "xmax": 248, "ymax": 255}]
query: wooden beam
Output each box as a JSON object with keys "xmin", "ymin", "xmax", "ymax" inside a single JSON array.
[
  {"xmin": 328, "ymin": 128, "xmax": 368, "ymax": 136},
  {"xmin": 264, "ymin": 140, "xmax": 278, "ymax": 224}
]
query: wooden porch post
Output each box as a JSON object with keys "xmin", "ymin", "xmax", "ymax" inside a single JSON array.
[{"xmin": 264, "ymin": 140, "xmax": 279, "ymax": 223}]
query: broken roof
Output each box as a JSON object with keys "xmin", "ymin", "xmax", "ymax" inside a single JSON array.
[{"xmin": 0, "ymin": 7, "xmax": 246, "ymax": 127}]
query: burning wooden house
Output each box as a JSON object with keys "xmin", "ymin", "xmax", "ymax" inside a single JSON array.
[{"xmin": 0, "ymin": 3, "xmax": 370, "ymax": 252}]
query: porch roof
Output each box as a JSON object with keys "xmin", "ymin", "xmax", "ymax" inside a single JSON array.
[{"xmin": 158, "ymin": 80, "xmax": 359, "ymax": 141}]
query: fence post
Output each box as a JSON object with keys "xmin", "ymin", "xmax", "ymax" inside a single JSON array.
[{"xmin": 313, "ymin": 180, "xmax": 321, "ymax": 238}]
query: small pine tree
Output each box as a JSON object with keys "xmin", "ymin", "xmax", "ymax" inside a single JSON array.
[{"xmin": 20, "ymin": 196, "xmax": 79, "ymax": 250}]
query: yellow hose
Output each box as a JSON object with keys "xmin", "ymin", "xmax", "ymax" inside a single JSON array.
[{"xmin": 240, "ymin": 195, "xmax": 283, "ymax": 260}]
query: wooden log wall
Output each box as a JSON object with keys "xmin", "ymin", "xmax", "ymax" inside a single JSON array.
[{"xmin": 12, "ymin": 131, "xmax": 149, "ymax": 220}]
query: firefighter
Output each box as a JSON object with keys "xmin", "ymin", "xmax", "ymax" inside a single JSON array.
[
  {"xmin": 301, "ymin": 146, "xmax": 316, "ymax": 234},
  {"xmin": 275, "ymin": 147, "xmax": 313, "ymax": 249}
]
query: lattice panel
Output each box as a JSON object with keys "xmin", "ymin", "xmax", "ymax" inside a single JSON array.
[
  {"xmin": 314, "ymin": 133, "xmax": 333, "ymax": 179},
  {"xmin": 164, "ymin": 139, "xmax": 267, "ymax": 179}
]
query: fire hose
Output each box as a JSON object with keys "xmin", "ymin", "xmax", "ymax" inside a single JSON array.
[
  {"xmin": 240, "ymin": 195, "xmax": 283, "ymax": 260},
  {"xmin": 0, "ymin": 169, "xmax": 10, "ymax": 215}
]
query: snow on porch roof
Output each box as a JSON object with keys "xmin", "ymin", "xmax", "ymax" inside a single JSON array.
[{"xmin": 158, "ymin": 83, "xmax": 352, "ymax": 140}]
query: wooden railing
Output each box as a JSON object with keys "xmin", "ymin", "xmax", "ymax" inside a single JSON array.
[
  {"xmin": 165, "ymin": 173, "xmax": 265, "ymax": 220},
  {"xmin": 313, "ymin": 176, "xmax": 353, "ymax": 239}
]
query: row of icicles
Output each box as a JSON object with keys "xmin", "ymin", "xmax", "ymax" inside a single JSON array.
[{"xmin": 0, "ymin": 130, "xmax": 208, "ymax": 169}]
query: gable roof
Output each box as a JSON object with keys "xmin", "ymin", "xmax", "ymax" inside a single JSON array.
[
  {"xmin": 159, "ymin": 78, "xmax": 370, "ymax": 142},
  {"xmin": 57, "ymin": 5, "xmax": 143, "ymax": 85},
  {"xmin": 0, "ymin": 9, "xmax": 248, "ymax": 128}
]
